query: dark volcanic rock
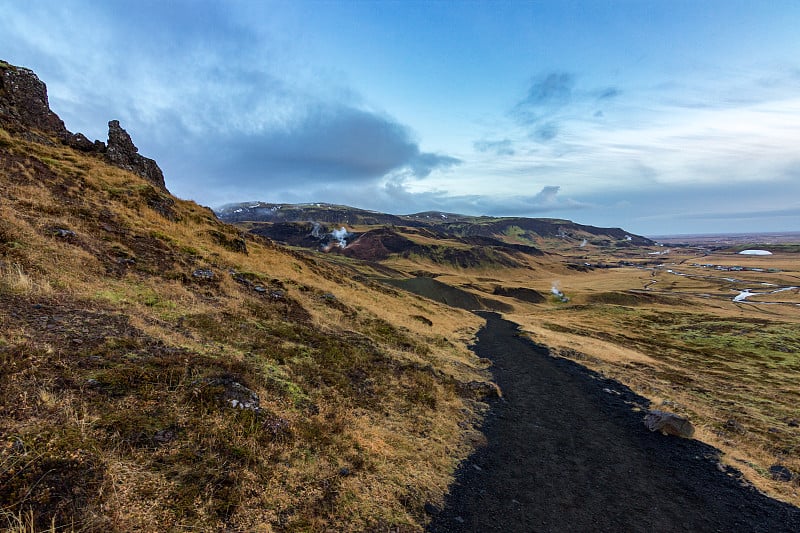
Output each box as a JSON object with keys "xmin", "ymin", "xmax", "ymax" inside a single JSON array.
[
  {"xmin": 492, "ymin": 286, "xmax": 546, "ymax": 303},
  {"xmin": 67, "ymin": 131, "xmax": 105, "ymax": 152},
  {"xmin": 0, "ymin": 61, "xmax": 104, "ymax": 152},
  {"xmin": 192, "ymin": 268, "xmax": 215, "ymax": 280},
  {"xmin": 0, "ymin": 60, "xmax": 68, "ymax": 139},
  {"xmin": 769, "ymin": 465, "xmax": 794, "ymax": 482},
  {"xmin": 105, "ymin": 120, "xmax": 166, "ymax": 190},
  {"xmin": 0, "ymin": 60, "xmax": 171, "ymax": 192}
]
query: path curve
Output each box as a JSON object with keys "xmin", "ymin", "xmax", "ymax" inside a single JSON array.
[{"xmin": 428, "ymin": 312, "xmax": 800, "ymax": 532}]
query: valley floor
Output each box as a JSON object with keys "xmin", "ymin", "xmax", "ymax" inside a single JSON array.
[{"xmin": 428, "ymin": 313, "xmax": 800, "ymax": 532}]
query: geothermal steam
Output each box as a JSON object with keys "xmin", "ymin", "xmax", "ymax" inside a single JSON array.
[
  {"xmin": 331, "ymin": 227, "xmax": 350, "ymax": 247},
  {"xmin": 551, "ymin": 281, "xmax": 569, "ymax": 302}
]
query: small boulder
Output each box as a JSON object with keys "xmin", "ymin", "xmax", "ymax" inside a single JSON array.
[
  {"xmin": 67, "ymin": 132, "xmax": 105, "ymax": 152},
  {"xmin": 643, "ymin": 410, "xmax": 695, "ymax": 438},
  {"xmin": 205, "ymin": 376, "xmax": 260, "ymax": 412},
  {"xmin": 769, "ymin": 465, "xmax": 793, "ymax": 482},
  {"xmin": 52, "ymin": 227, "xmax": 76, "ymax": 239},
  {"xmin": 411, "ymin": 314, "xmax": 433, "ymax": 327},
  {"xmin": 192, "ymin": 268, "xmax": 214, "ymax": 280},
  {"xmin": 457, "ymin": 380, "xmax": 502, "ymax": 400}
]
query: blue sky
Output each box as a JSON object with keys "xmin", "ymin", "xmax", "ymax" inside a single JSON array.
[{"xmin": 2, "ymin": 0, "xmax": 799, "ymax": 235}]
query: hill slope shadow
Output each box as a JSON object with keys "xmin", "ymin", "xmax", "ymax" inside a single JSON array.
[
  {"xmin": 428, "ymin": 312, "xmax": 800, "ymax": 533},
  {"xmin": 383, "ymin": 277, "xmax": 512, "ymax": 312}
]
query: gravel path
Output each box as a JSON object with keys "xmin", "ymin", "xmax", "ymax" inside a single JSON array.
[{"xmin": 428, "ymin": 312, "xmax": 800, "ymax": 532}]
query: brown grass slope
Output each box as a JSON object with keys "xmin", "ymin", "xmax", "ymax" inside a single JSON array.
[{"xmin": 0, "ymin": 122, "xmax": 491, "ymax": 531}]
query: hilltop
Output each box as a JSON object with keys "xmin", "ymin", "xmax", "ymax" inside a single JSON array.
[
  {"xmin": 216, "ymin": 201, "xmax": 654, "ymax": 247},
  {"xmin": 1, "ymin": 60, "xmax": 492, "ymax": 531},
  {"xmin": 216, "ymin": 202, "xmax": 652, "ymax": 277}
]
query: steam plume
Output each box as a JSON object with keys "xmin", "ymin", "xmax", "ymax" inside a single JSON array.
[
  {"xmin": 551, "ymin": 281, "xmax": 569, "ymax": 302},
  {"xmin": 331, "ymin": 227, "xmax": 350, "ymax": 248}
]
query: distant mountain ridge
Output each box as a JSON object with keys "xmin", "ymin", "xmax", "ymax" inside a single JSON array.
[{"xmin": 215, "ymin": 201, "xmax": 655, "ymax": 247}]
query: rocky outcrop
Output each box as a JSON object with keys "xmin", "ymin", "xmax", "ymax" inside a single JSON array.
[
  {"xmin": 67, "ymin": 131, "xmax": 106, "ymax": 153},
  {"xmin": 105, "ymin": 120, "xmax": 166, "ymax": 190},
  {"xmin": 1, "ymin": 60, "xmax": 167, "ymax": 191},
  {"xmin": 0, "ymin": 60, "xmax": 68, "ymax": 139}
]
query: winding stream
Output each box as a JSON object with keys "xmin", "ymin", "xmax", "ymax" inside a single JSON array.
[
  {"xmin": 733, "ymin": 286, "xmax": 799, "ymax": 303},
  {"xmin": 663, "ymin": 269, "xmax": 799, "ymax": 305}
]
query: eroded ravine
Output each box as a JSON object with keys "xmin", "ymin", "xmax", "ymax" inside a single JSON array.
[{"xmin": 428, "ymin": 312, "xmax": 800, "ymax": 532}]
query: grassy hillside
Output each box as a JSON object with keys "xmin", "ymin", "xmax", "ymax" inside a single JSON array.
[{"xmin": 0, "ymin": 126, "xmax": 491, "ymax": 531}]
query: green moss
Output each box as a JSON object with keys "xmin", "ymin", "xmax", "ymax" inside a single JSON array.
[
  {"xmin": 149, "ymin": 230, "xmax": 175, "ymax": 243},
  {"xmin": 179, "ymin": 245, "xmax": 201, "ymax": 256},
  {"xmin": 93, "ymin": 285, "xmax": 176, "ymax": 310},
  {"xmin": 251, "ymin": 359, "xmax": 309, "ymax": 406}
]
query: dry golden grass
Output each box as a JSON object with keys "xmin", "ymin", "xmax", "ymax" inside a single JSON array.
[
  {"xmin": 0, "ymin": 509, "xmax": 63, "ymax": 533},
  {"xmin": 1, "ymin": 128, "xmax": 489, "ymax": 531},
  {"xmin": 0, "ymin": 262, "xmax": 53, "ymax": 296}
]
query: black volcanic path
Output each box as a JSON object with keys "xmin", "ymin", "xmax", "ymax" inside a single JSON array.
[{"xmin": 428, "ymin": 312, "xmax": 800, "ymax": 533}]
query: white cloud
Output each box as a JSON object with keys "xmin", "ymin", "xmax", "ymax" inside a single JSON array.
[{"xmin": 3, "ymin": 1, "xmax": 799, "ymax": 234}]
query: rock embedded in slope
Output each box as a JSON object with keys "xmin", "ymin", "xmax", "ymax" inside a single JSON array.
[
  {"xmin": 192, "ymin": 268, "xmax": 215, "ymax": 280},
  {"xmin": 457, "ymin": 380, "xmax": 502, "ymax": 400},
  {"xmin": 643, "ymin": 409, "xmax": 695, "ymax": 438},
  {"xmin": 769, "ymin": 465, "xmax": 793, "ymax": 482}
]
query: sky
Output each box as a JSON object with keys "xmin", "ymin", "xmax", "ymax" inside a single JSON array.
[{"xmin": 2, "ymin": 0, "xmax": 800, "ymax": 236}]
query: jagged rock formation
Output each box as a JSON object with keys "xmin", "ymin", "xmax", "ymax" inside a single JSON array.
[
  {"xmin": 0, "ymin": 60, "xmax": 68, "ymax": 139},
  {"xmin": 0, "ymin": 59, "xmax": 166, "ymax": 190},
  {"xmin": 105, "ymin": 120, "xmax": 166, "ymax": 190}
]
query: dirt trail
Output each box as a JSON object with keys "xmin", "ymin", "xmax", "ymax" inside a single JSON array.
[{"xmin": 428, "ymin": 312, "xmax": 800, "ymax": 532}]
